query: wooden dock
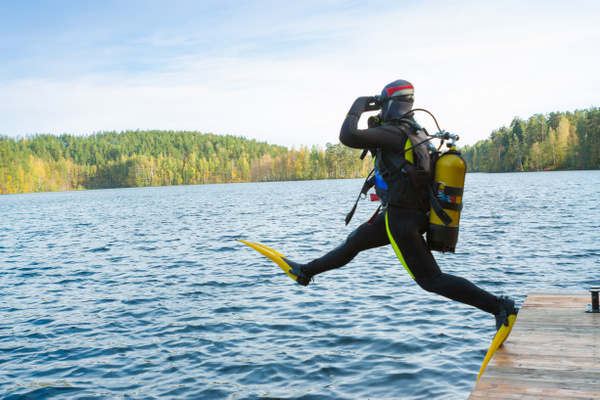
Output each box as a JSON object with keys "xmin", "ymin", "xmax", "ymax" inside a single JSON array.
[{"xmin": 470, "ymin": 291, "xmax": 600, "ymax": 399}]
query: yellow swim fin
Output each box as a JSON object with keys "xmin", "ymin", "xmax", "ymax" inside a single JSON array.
[
  {"xmin": 476, "ymin": 313, "xmax": 518, "ymax": 381},
  {"xmin": 237, "ymin": 239, "xmax": 300, "ymax": 282},
  {"xmin": 250, "ymin": 241, "xmax": 285, "ymax": 258}
]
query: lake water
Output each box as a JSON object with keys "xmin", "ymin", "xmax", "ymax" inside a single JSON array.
[{"xmin": 1, "ymin": 171, "xmax": 599, "ymax": 399}]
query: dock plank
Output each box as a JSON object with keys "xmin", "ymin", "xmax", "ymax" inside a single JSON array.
[{"xmin": 469, "ymin": 291, "xmax": 600, "ymax": 399}]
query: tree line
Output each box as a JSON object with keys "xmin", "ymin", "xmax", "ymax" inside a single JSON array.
[
  {"xmin": 2, "ymin": 106, "xmax": 598, "ymax": 194},
  {"xmin": 461, "ymin": 107, "xmax": 600, "ymax": 172},
  {"xmin": 0, "ymin": 130, "xmax": 372, "ymax": 194}
]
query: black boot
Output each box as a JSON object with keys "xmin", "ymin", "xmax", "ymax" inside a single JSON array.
[
  {"xmin": 494, "ymin": 296, "xmax": 518, "ymax": 330},
  {"xmin": 282, "ymin": 258, "xmax": 313, "ymax": 287}
]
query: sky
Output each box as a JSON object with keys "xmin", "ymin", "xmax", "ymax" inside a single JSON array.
[{"xmin": 1, "ymin": 0, "xmax": 599, "ymax": 148}]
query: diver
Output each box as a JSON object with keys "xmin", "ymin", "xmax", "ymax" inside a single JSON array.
[{"xmin": 240, "ymin": 79, "xmax": 518, "ymax": 335}]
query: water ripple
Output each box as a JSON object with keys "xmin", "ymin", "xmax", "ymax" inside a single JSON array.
[{"xmin": 1, "ymin": 172, "xmax": 599, "ymax": 399}]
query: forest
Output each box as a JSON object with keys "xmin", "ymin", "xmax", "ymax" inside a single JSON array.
[
  {"xmin": 1, "ymin": 106, "xmax": 598, "ymax": 194},
  {"xmin": 0, "ymin": 130, "xmax": 372, "ymax": 194},
  {"xmin": 461, "ymin": 107, "xmax": 600, "ymax": 172}
]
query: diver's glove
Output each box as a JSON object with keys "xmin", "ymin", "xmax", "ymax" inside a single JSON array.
[
  {"xmin": 364, "ymin": 96, "xmax": 380, "ymax": 111},
  {"xmin": 347, "ymin": 96, "xmax": 380, "ymax": 117}
]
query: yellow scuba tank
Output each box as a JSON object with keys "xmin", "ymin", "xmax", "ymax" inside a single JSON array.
[{"xmin": 427, "ymin": 146, "xmax": 466, "ymax": 253}]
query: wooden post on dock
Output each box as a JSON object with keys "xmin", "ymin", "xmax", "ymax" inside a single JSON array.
[{"xmin": 470, "ymin": 291, "xmax": 600, "ymax": 399}]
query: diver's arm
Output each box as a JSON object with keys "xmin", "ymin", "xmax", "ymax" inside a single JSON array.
[{"xmin": 340, "ymin": 97, "xmax": 405, "ymax": 151}]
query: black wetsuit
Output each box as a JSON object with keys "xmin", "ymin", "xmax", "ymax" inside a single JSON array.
[{"xmin": 301, "ymin": 97, "xmax": 500, "ymax": 315}]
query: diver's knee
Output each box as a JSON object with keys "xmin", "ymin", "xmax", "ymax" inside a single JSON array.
[
  {"xmin": 415, "ymin": 277, "xmax": 435, "ymax": 293},
  {"xmin": 415, "ymin": 275, "xmax": 444, "ymax": 294}
]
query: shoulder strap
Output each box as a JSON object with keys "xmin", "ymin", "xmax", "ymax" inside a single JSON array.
[{"xmin": 345, "ymin": 169, "xmax": 375, "ymax": 226}]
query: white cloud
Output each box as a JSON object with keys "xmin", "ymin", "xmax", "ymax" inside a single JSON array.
[{"xmin": 1, "ymin": 1, "xmax": 599, "ymax": 149}]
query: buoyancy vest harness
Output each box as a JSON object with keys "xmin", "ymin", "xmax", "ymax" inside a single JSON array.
[{"xmin": 372, "ymin": 118, "xmax": 434, "ymax": 212}]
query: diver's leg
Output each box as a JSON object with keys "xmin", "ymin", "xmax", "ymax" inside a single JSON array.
[
  {"xmin": 385, "ymin": 206, "xmax": 499, "ymax": 314},
  {"xmin": 301, "ymin": 211, "xmax": 390, "ymax": 278},
  {"xmin": 416, "ymin": 273, "xmax": 500, "ymax": 314}
]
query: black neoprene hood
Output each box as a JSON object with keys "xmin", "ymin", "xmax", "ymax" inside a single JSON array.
[{"xmin": 380, "ymin": 79, "xmax": 415, "ymax": 121}]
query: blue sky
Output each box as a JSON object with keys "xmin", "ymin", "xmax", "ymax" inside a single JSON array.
[{"xmin": 1, "ymin": 0, "xmax": 599, "ymax": 148}]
